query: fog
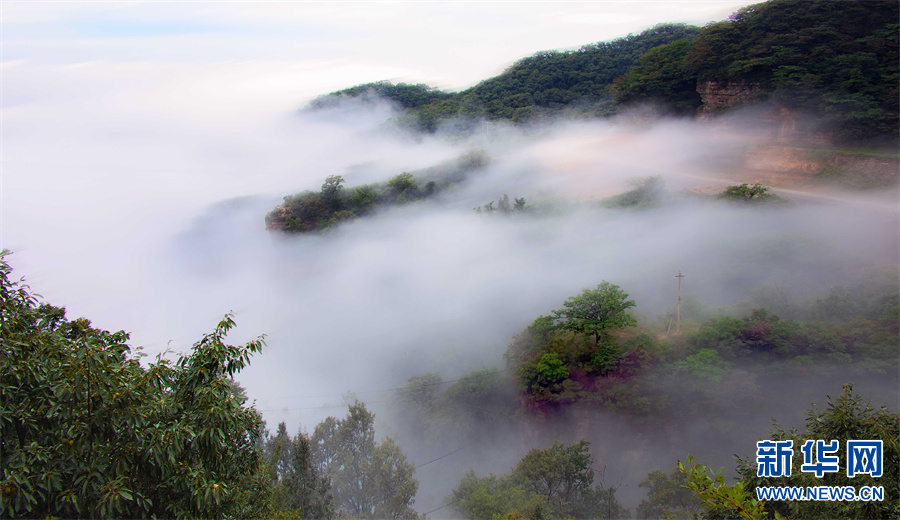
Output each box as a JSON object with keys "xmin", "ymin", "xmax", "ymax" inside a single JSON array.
[{"xmin": 5, "ymin": 61, "xmax": 898, "ymax": 515}]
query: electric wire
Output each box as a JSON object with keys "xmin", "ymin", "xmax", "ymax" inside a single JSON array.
[
  {"xmin": 414, "ymin": 447, "xmax": 464, "ymax": 469},
  {"xmin": 423, "ymin": 499, "xmax": 460, "ymax": 516}
]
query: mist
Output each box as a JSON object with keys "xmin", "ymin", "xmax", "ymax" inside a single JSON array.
[{"xmin": 5, "ymin": 60, "xmax": 898, "ymax": 516}]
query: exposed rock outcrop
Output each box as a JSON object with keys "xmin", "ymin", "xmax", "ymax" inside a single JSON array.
[{"xmin": 696, "ymin": 80, "xmax": 764, "ymax": 112}]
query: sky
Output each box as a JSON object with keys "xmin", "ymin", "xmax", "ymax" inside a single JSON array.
[{"xmin": 10, "ymin": 1, "xmax": 900, "ymax": 514}]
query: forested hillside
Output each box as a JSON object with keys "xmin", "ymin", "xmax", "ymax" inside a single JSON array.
[
  {"xmin": 309, "ymin": 0, "xmax": 898, "ymax": 142},
  {"xmin": 308, "ymin": 23, "xmax": 700, "ymax": 130},
  {"xmin": 614, "ymin": 0, "xmax": 899, "ymax": 140}
]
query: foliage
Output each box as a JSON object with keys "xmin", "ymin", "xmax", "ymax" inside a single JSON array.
[
  {"xmin": 452, "ymin": 440, "xmax": 628, "ymax": 520},
  {"xmin": 612, "ymin": 39, "xmax": 703, "ymax": 115},
  {"xmin": 615, "ymin": 0, "xmax": 899, "ymax": 141},
  {"xmin": 602, "ymin": 176, "xmax": 666, "ymax": 209},
  {"xmin": 452, "ymin": 471, "xmax": 538, "ymax": 520},
  {"xmin": 637, "ymin": 467, "xmax": 703, "ymax": 520},
  {"xmin": 261, "ymin": 422, "xmax": 334, "ymax": 518},
  {"xmin": 321, "ymin": 175, "xmax": 346, "ymax": 210},
  {"xmin": 501, "ymin": 276, "xmax": 897, "ymax": 417},
  {"xmin": 308, "ymin": 24, "xmax": 700, "ymax": 130},
  {"xmin": 392, "ymin": 368, "xmax": 518, "ymax": 446},
  {"xmin": 719, "ymin": 184, "xmax": 782, "ymax": 203},
  {"xmin": 734, "ymin": 384, "xmax": 899, "ymax": 520},
  {"xmin": 677, "ymin": 456, "xmax": 772, "ymax": 520},
  {"xmin": 676, "ymin": 385, "xmax": 898, "ymax": 519},
  {"xmin": 552, "ymin": 281, "xmax": 638, "ymax": 344},
  {"xmin": 267, "ymin": 152, "xmax": 487, "ymax": 233},
  {"xmin": 443, "ymin": 368, "xmax": 516, "ymax": 436},
  {"xmin": 311, "ymin": 402, "xmax": 418, "ymax": 519},
  {"xmin": 309, "ymin": 1, "xmax": 898, "ymax": 141},
  {"xmin": 475, "ymin": 194, "xmax": 528, "ymax": 214},
  {"xmin": 0, "ymin": 253, "xmax": 269, "ymax": 519},
  {"xmin": 503, "ymin": 283, "xmax": 642, "ymax": 406},
  {"xmin": 686, "ymin": 305, "xmax": 898, "ymax": 371}
]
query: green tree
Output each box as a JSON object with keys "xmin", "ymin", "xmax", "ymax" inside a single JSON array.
[
  {"xmin": 452, "ymin": 471, "xmax": 539, "ymax": 520},
  {"xmin": 612, "ymin": 39, "xmax": 703, "ymax": 114},
  {"xmin": 735, "ymin": 384, "xmax": 899, "ymax": 520},
  {"xmin": 719, "ymin": 184, "xmax": 780, "ymax": 203},
  {"xmin": 388, "ymin": 172, "xmax": 419, "ymax": 203},
  {"xmin": 321, "ymin": 175, "xmax": 345, "ymax": 199},
  {"xmin": 553, "ymin": 282, "xmax": 638, "ymax": 345},
  {"xmin": 452, "ymin": 440, "xmax": 628, "ymax": 519},
  {"xmin": 637, "ymin": 468, "xmax": 703, "ymax": 519},
  {"xmin": 677, "ymin": 456, "xmax": 770, "ymax": 520},
  {"xmin": 678, "ymin": 385, "xmax": 898, "ymax": 520},
  {"xmin": 311, "ymin": 402, "xmax": 418, "ymax": 519},
  {"xmin": 512, "ymin": 440, "xmax": 595, "ymax": 514},
  {"xmin": 286, "ymin": 428, "xmax": 334, "ymax": 518},
  {"xmin": 262, "ymin": 423, "xmax": 334, "ymax": 518},
  {"xmin": 534, "ymin": 353, "xmax": 569, "ymax": 384},
  {"xmin": 0, "ymin": 253, "xmax": 269, "ymax": 519},
  {"xmin": 267, "ymin": 422, "xmax": 293, "ymax": 481}
]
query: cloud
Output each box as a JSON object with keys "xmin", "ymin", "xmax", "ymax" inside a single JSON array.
[{"xmin": 3, "ymin": 2, "xmax": 895, "ymax": 513}]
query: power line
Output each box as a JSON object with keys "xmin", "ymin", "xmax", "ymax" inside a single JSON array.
[
  {"xmin": 415, "ymin": 447, "xmax": 465, "ymax": 469},
  {"xmin": 423, "ymin": 498, "xmax": 460, "ymax": 516}
]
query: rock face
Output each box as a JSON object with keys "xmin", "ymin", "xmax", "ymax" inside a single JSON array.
[
  {"xmin": 264, "ymin": 205, "xmax": 289, "ymax": 231},
  {"xmin": 696, "ymin": 80, "xmax": 764, "ymax": 112}
]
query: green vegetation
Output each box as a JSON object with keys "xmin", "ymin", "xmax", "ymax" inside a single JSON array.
[
  {"xmin": 443, "ymin": 384, "xmax": 898, "ymax": 519},
  {"xmin": 497, "ymin": 277, "xmax": 898, "ymax": 415},
  {"xmin": 308, "ymin": 402, "xmax": 418, "ymax": 519},
  {"xmin": 310, "ymin": 2, "xmax": 898, "ymax": 142},
  {"xmin": 308, "ymin": 24, "xmax": 700, "ymax": 131},
  {"xmin": 719, "ymin": 183, "xmax": 783, "ymax": 203},
  {"xmin": 503, "ymin": 282, "xmax": 640, "ymax": 406},
  {"xmin": 451, "ymin": 440, "xmax": 629, "ymax": 520},
  {"xmin": 475, "ymin": 194, "xmax": 527, "ymax": 214},
  {"xmin": 553, "ymin": 282, "xmax": 637, "ymax": 345},
  {"xmin": 267, "ymin": 152, "xmax": 487, "ymax": 233},
  {"xmin": 676, "ymin": 456, "xmax": 772, "ymax": 520},
  {"xmin": 636, "ymin": 467, "xmax": 703, "ymax": 519},
  {"xmin": 602, "ymin": 176, "xmax": 666, "ymax": 209},
  {"xmin": 395, "ymin": 368, "xmax": 518, "ymax": 446},
  {"xmin": 265, "ymin": 172, "xmax": 430, "ymax": 233},
  {"xmin": 675, "ymin": 384, "xmax": 899, "ymax": 520},
  {"xmin": 261, "ymin": 422, "xmax": 334, "ymax": 519},
  {"xmin": 614, "ymin": 0, "xmax": 899, "ymax": 141},
  {"xmin": 0, "ymin": 254, "xmax": 268, "ymax": 518},
  {"xmin": 0, "ymin": 255, "xmax": 419, "ymax": 519},
  {"xmin": 735, "ymin": 384, "xmax": 899, "ymax": 520}
]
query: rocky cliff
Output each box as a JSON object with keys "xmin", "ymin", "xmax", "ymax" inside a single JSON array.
[{"xmin": 696, "ymin": 80, "xmax": 764, "ymax": 112}]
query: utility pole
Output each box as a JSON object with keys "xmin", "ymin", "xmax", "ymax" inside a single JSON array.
[{"xmin": 675, "ymin": 271, "xmax": 685, "ymax": 334}]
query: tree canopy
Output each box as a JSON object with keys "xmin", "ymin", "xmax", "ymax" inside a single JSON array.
[
  {"xmin": 0, "ymin": 253, "xmax": 268, "ymax": 519},
  {"xmin": 311, "ymin": 402, "xmax": 418, "ymax": 519},
  {"xmin": 552, "ymin": 281, "xmax": 638, "ymax": 344},
  {"xmin": 614, "ymin": 0, "xmax": 899, "ymax": 141},
  {"xmin": 307, "ymin": 24, "xmax": 701, "ymax": 130},
  {"xmin": 452, "ymin": 440, "xmax": 629, "ymax": 520}
]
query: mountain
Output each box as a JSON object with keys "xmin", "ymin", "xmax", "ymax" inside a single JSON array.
[
  {"xmin": 613, "ymin": 0, "xmax": 899, "ymax": 141},
  {"xmin": 308, "ymin": 23, "xmax": 700, "ymax": 131},
  {"xmin": 308, "ymin": 1, "xmax": 898, "ymax": 142}
]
